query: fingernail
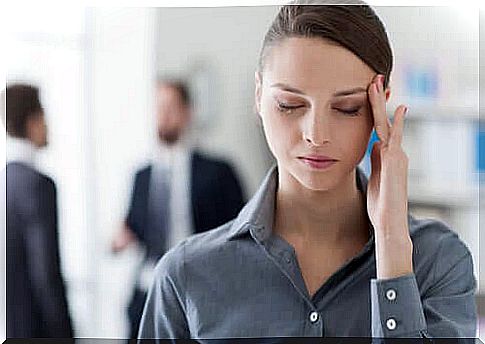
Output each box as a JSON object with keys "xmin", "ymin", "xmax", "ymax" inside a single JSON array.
[
  {"xmin": 403, "ymin": 106, "xmax": 408, "ymax": 115},
  {"xmin": 378, "ymin": 75, "xmax": 385, "ymax": 92}
]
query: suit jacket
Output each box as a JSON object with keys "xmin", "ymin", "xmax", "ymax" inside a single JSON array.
[
  {"xmin": 126, "ymin": 150, "xmax": 245, "ymax": 258},
  {"xmin": 5, "ymin": 162, "xmax": 74, "ymax": 338}
]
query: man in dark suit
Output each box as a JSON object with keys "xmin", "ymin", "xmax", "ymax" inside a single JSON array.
[
  {"xmin": 2, "ymin": 84, "xmax": 74, "ymax": 338},
  {"xmin": 111, "ymin": 78, "xmax": 245, "ymax": 339}
]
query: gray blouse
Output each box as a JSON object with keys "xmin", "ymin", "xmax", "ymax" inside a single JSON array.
[{"xmin": 138, "ymin": 165, "xmax": 477, "ymax": 340}]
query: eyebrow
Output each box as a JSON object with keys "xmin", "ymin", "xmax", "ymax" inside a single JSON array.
[{"xmin": 270, "ymin": 83, "xmax": 367, "ymax": 97}]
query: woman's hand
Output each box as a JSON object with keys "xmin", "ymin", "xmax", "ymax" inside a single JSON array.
[{"xmin": 366, "ymin": 74, "xmax": 413, "ymax": 280}]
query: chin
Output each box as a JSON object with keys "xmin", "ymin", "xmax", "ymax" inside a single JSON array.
[
  {"xmin": 298, "ymin": 175, "xmax": 337, "ymax": 192},
  {"xmin": 158, "ymin": 131, "xmax": 180, "ymax": 145},
  {"xmin": 284, "ymin": 160, "xmax": 340, "ymax": 192}
]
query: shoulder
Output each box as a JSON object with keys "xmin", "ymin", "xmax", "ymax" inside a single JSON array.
[
  {"xmin": 192, "ymin": 151, "xmax": 239, "ymax": 179},
  {"xmin": 6, "ymin": 164, "xmax": 56, "ymax": 217},
  {"xmin": 409, "ymin": 215, "xmax": 474, "ymax": 287},
  {"xmin": 135, "ymin": 164, "xmax": 151, "ymax": 178},
  {"xmin": 153, "ymin": 219, "xmax": 237, "ymax": 279},
  {"xmin": 193, "ymin": 150, "xmax": 234, "ymax": 170},
  {"xmin": 7, "ymin": 163, "xmax": 55, "ymax": 192},
  {"xmin": 409, "ymin": 216, "xmax": 471, "ymax": 260},
  {"xmin": 130, "ymin": 164, "xmax": 152, "ymax": 187}
]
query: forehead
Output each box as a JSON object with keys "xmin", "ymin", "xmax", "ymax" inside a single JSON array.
[{"xmin": 263, "ymin": 37, "xmax": 375, "ymax": 94}]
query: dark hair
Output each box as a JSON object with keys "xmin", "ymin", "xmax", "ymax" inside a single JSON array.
[
  {"xmin": 258, "ymin": 2, "xmax": 393, "ymax": 88},
  {"xmin": 157, "ymin": 77, "xmax": 192, "ymax": 108},
  {"xmin": 2, "ymin": 83, "xmax": 43, "ymax": 138}
]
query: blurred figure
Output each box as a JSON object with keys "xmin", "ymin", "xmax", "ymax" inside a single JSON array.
[
  {"xmin": 1, "ymin": 84, "xmax": 74, "ymax": 338},
  {"xmin": 111, "ymin": 78, "xmax": 245, "ymax": 338}
]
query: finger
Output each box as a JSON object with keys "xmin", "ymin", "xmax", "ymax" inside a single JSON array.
[
  {"xmin": 368, "ymin": 75, "xmax": 390, "ymax": 145},
  {"xmin": 370, "ymin": 140, "xmax": 382, "ymax": 180},
  {"xmin": 388, "ymin": 105, "xmax": 408, "ymax": 148}
]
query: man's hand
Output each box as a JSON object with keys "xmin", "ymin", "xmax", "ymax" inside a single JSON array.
[{"xmin": 111, "ymin": 223, "xmax": 137, "ymax": 254}]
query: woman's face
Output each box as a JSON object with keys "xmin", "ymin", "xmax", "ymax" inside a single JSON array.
[{"xmin": 255, "ymin": 37, "xmax": 382, "ymax": 191}]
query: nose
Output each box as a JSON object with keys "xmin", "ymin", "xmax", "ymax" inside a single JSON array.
[{"xmin": 303, "ymin": 111, "xmax": 331, "ymax": 147}]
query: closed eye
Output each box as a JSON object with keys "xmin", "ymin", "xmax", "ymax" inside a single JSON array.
[
  {"xmin": 335, "ymin": 108, "xmax": 361, "ymax": 116},
  {"xmin": 277, "ymin": 102, "xmax": 305, "ymax": 113},
  {"xmin": 276, "ymin": 101, "xmax": 361, "ymax": 117}
]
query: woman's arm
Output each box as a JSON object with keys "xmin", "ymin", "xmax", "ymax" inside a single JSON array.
[
  {"xmin": 366, "ymin": 75, "xmax": 477, "ymax": 338},
  {"xmin": 367, "ymin": 74, "xmax": 413, "ymax": 280},
  {"xmin": 371, "ymin": 248, "xmax": 476, "ymax": 337}
]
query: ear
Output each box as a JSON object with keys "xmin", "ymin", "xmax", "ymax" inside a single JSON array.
[
  {"xmin": 25, "ymin": 113, "xmax": 45, "ymax": 147},
  {"xmin": 254, "ymin": 71, "xmax": 262, "ymax": 116},
  {"xmin": 384, "ymin": 87, "xmax": 391, "ymax": 102},
  {"xmin": 25, "ymin": 115, "xmax": 37, "ymax": 139},
  {"xmin": 184, "ymin": 107, "xmax": 192, "ymax": 124}
]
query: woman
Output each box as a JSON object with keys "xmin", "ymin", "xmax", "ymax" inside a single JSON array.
[{"xmin": 138, "ymin": 3, "xmax": 477, "ymax": 340}]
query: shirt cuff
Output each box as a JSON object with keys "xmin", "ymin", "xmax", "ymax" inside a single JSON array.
[{"xmin": 371, "ymin": 273, "xmax": 427, "ymax": 337}]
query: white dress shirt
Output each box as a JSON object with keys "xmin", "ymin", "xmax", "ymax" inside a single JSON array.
[
  {"xmin": 151, "ymin": 135, "xmax": 194, "ymax": 251},
  {"xmin": 6, "ymin": 137, "xmax": 36, "ymax": 167},
  {"xmin": 138, "ymin": 136, "xmax": 195, "ymax": 291}
]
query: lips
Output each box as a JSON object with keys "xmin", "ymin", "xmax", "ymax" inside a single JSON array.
[
  {"xmin": 298, "ymin": 155, "xmax": 337, "ymax": 162},
  {"xmin": 298, "ymin": 155, "xmax": 338, "ymax": 170}
]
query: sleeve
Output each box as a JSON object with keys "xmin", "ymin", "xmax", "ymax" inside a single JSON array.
[
  {"xmin": 24, "ymin": 178, "xmax": 74, "ymax": 338},
  {"xmin": 137, "ymin": 245, "xmax": 190, "ymax": 341},
  {"xmin": 371, "ymin": 239, "xmax": 477, "ymax": 339}
]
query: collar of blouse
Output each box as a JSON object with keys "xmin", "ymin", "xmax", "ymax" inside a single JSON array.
[{"xmin": 226, "ymin": 164, "xmax": 415, "ymax": 243}]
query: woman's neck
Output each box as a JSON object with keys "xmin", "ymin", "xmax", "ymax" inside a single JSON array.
[{"xmin": 273, "ymin": 168, "xmax": 369, "ymax": 246}]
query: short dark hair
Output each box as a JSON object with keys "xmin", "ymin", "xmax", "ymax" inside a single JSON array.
[
  {"xmin": 258, "ymin": 1, "xmax": 393, "ymax": 88},
  {"xmin": 157, "ymin": 77, "xmax": 192, "ymax": 107},
  {"xmin": 2, "ymin": 83, "xmax": 43, "ymax": 138}
]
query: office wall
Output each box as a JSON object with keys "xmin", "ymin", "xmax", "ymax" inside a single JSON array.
[
  {"xmin": 156, "ymin": 6, "xmax": 278, "ymax": 196},
  {"xmin": 87, "ymin": 8, "xmax": 157, "ymax": 336}
]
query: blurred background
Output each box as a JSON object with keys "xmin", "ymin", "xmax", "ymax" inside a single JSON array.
[{"xmin": 1, "ymin": 4, "xmax": 482, "ymax": 339}]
